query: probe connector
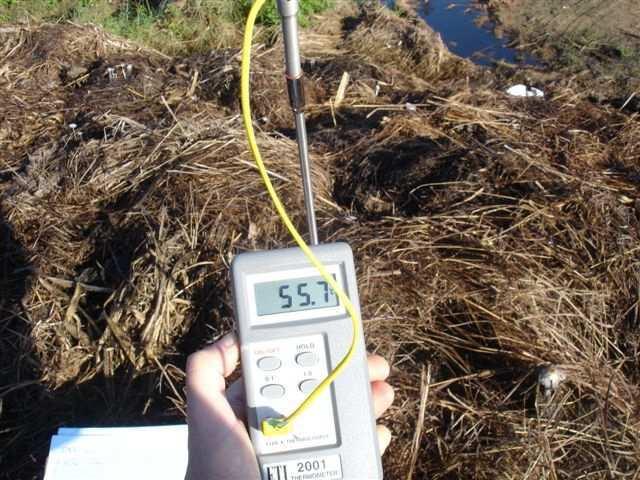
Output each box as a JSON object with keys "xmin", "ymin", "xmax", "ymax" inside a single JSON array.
[
  {"xmin": 286, "ymin": 75, "xmax": 306, "ymax": 113},
  {"xmin": 261, "ymin": 417, "xmax": 292, "ymax": 436}
]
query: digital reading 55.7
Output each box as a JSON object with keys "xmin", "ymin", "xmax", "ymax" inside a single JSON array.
[{"xmin": 254, "ymin": 275, "xmax": 339, "ymax": 316}]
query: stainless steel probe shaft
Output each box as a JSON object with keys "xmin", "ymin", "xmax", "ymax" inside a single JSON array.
[{"xmin": 276, "ymin": 0, "xmax": 319, "ymax": 246}]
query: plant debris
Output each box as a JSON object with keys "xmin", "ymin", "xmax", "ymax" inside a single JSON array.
[{"xmin": 1, "ymin": 6, "xmax": 639, "ymax": 479}]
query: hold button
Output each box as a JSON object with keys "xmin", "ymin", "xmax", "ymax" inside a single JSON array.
[{"xmin": 295, "ymin": 352, "xmax": 318, "ymax": 367}]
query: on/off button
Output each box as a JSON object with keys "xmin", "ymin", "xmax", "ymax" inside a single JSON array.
[{"xmin": 257, "ymin": 356, "xmax": 282, "ymax": 371}]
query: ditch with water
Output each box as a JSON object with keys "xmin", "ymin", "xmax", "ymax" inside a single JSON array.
[{"xmin": 387, "ymin": 0, "xmax": 539, "ymax": 67}]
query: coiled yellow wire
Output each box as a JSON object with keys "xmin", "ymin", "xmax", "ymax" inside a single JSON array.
[{"xmin": 240, "ymin": 0, "xmax": 361, "ymax": 436}]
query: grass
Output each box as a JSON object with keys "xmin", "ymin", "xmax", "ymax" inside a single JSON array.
[
  {"xmin": 236, "ymin": 0, "xmax": 334, "ymax": 26},
  {"xmin": 549, "ymin": 26, "xmax": 640, "ymax": 85},
  {"xmin": 0, "ymin": 0, "xmax": 336, "ymax": 53}
]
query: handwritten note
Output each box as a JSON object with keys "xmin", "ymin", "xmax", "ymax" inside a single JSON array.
[{"xmin": 44, "ymin": 425, "xmax": 188, "ymax": 480}]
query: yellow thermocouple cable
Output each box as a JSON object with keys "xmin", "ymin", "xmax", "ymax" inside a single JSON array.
[{"xmin": 241, "ymin": 0, "xmax": 361, "ymax": 436}]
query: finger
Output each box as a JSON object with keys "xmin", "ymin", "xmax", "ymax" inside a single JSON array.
[
  {"xmin": 377, "ymin": 425, "xmax": 392, "ymax": 455},
  {"xmin": 186, "ymin": 332, "xmax": 239, "ymax": 395},
  {"xmin": 371, "ymin": 381, "xmax": 394, "ymax": 418},
  {"xmin": 185, "ymin": 333, "xmax": 240, "ymax": 426},
  {"xmin": 367, "ymin": 355, "xmax": 390, "ymax": 382}
]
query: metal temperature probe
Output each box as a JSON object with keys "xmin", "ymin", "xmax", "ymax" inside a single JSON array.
[
  {"xmin": 277, "ymin": 0, "xmax": 318, "ymax": 246},
  {"xmin": 231, "ymin": 0, "xmax": 383, "ymax": 478}
]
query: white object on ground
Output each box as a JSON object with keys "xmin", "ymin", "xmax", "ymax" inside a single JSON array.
[
  {"xmin": 44, "ymin": 425, "xmax": 187, "ymax": 480},
  {"xmin": 538, "ymin": 365, "xmax": 567, "ymax": 398},
  {"xmin": 506, "ymin": 84, "xmax": 545, "ymax": 98}
]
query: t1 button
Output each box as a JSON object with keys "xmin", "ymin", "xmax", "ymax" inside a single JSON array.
[
  {"xmin": 257, "ymin": 356, "xmax": 281, "ymax": 371},
  {"xmin": 295, "ymin": 352, "xmax": 318, "ymax": 367},
  {"xmin": 261, "ymin": 384, "xmax": 285, "ymax": 399},
  {"xmin": 299, "ymin": 379, "xmax": 319, "ymax": 394}
]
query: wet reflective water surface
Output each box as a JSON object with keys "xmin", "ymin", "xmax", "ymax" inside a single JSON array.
[{"xmin": 387, "ymin": 0, "xmax": 539, "ymax": 66}]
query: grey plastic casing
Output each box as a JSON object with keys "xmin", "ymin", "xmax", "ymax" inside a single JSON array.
[{"xmin": 231, "ymin": 243, "xmax": 383, "ymax": 480}]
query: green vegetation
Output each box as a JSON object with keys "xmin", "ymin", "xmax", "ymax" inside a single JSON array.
[
  {"xmin": 236, "ymin": 0, "xmax": 333, "ymax": 26},
  {"xmin": 0, "ymin": 0, "xmax": 335, "ymax": 53}
]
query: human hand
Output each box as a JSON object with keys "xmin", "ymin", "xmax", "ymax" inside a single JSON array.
[{"xmin": 184, "ymin": 332, "xmax": 394, "ymax": 480}]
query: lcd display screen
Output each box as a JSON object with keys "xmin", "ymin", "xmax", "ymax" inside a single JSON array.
[{"xmin": 254, "ymin": 275, "xmax": 339, "ymax": 316}]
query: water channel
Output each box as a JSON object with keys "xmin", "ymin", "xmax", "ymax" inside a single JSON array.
[{"xmin": 388, "ymin": 0, "xmax": 539, "ymax": 66}]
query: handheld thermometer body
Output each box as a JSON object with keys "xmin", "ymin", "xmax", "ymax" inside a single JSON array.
[{"xmin": 231, "ymin": 243, "xmax": 383, "ymax": 480}]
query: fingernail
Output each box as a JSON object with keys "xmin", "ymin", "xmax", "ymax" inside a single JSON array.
[
  {"xmin": 381, "ymin": 434, "xmax": 391, "ymax": 454},
  {"xmin": 381, "ymin": 359, "xmax": 391, "ymax": 379},
  {"xmin": 378, "ymin": 425, "xmax": 392, "ymax": 455}
]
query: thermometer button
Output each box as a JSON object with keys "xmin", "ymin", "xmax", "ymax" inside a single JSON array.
[
  {"xmin": 260, "ymin": 384, "xmax": 285, "ymax": 399},
  {"xmin": 295, "ymin": 352, "xmax": 318, "ymax": 367},
  {"xmin": 257, "ymin": 356, "xmax": 282, "ymax": 371},
  {"xmin": 299, "ymin": 379, "xmax": 319, "ymax": 394}
]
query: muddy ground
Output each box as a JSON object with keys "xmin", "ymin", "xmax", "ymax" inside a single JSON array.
[
  {"xmin": 1, "ymin": 3, "xmax": 640, "ymax": 480},
  {"xmin": 486, "ymin": 0, "xmax": 640, "ymax": 102}
]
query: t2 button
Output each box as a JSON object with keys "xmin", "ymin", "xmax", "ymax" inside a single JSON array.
[
  {"xmin": 299, "ymin": 379, "xmax": 319, "ymax": 394},
  {"xmin": 261, "ymin": 384, "xmax": 285, "ymax": 399},
  {"xmin": 295, "ymin": 352, "xmax": 318, "ymax": 367},
  {"xmin": 257, "ymin": 356, "xmax": 281, "ymax": 371}
]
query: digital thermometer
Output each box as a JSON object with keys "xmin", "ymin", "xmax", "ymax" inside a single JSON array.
[{"xmin": 232, "ymin": 243, "xmax": 383, "ymax": 480}]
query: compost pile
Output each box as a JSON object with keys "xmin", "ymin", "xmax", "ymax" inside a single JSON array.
[{"xmin": 1, "ymin": 5, "xmax": 639, "ymax": 479}]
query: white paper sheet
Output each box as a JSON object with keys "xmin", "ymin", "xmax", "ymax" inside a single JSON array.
[
  {"xmin": 56, "ymin": 425, "xmax": 187, "ymax": 436},
  {"xmin": 44, "ymin": 425, "xmax": 188, "ymax": 480}
]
